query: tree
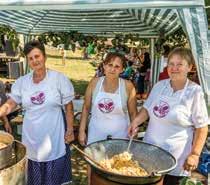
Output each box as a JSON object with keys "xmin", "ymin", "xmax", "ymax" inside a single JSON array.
[{"xmin": 0, "ymin": 25, "xmax": 19, "ymax": 52}]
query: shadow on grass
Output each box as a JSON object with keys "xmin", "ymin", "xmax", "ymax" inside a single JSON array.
[
  {"xmin": 47, "ymin": 54, "xmax": 88, "ymax": 61},
  {"xmin": 71, "ymin": 79, "xmax": 89, "ymax": 95}
]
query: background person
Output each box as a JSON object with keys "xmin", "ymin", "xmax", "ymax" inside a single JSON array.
[
  {"xmin": 159, "ymin": 45, "xmax": 171, "ymax": 81},
  {"xmin": 0, "ymin": 40, "xmax": 75, "ymax": 185},
  {"xmin": 120, "ymin": 60, "xmax": 134, "ymax": 80},
  {"xmin": 129, "ymin": 47, "xmax": 208, "ymax": 185},
  {"xmin": 136, "ymin": 52, "xmax": 151, "ymax": 98},
  {"xmin": 61, "ymin": 48, "xmax": 66, "ymax": 65},
  {"xmin": 0, "ymin": 80, "xmax": 12, "ymax": 133}
]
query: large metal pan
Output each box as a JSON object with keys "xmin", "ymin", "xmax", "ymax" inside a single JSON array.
[
  {"xmin": 0, "ymin": 131, "xmax": 14, "ymax": 169},
  {"xmin": 0, "ymin": 140, "xmax": 27, "ymax": 185},
  {"xmin": 84, "ymin": 138, "xmax": 177, "ymax": 185}
]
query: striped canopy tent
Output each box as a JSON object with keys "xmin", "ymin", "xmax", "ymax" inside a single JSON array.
[{"xmin": 0, "ymin": 0, "xmax": 210, "ymax": 104}]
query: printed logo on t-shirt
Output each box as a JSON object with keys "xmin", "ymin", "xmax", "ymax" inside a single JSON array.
[
  {"xmin": 98, "ymin": 98, "xmax": 114, "ymax": 113},
  {"xmin": 30, "ymin": 91, "xmax": 45, "ymax": 105},
  {"xmin": 153, "ymin": 100, "xmax": 170, "ymax": 118}
]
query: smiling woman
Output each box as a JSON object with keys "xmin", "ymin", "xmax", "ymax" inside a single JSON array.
[
  {"xmin": 129, "ymin": 47, "xmax": 209, "ymax": 185},
  {"xmin": 0, "ymin": 40, "xmax": 75, "ymax": 185}
]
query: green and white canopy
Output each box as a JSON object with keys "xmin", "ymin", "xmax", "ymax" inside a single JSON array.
[{"xmin": 0, "ymin": 0, "xmax": 210, "ymax": 104}]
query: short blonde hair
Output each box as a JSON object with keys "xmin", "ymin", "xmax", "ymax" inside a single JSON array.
[{"xmin": 168, "ymin": 47, "xmax": 195, "ymax": 66}]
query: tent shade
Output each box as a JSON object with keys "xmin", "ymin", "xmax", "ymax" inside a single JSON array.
[{"xmin": 0, "ymin": 9, "xmax": 181, "ymax": 36}]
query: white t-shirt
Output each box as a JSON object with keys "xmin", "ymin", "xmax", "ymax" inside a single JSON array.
[
  {"xmin": 143, "ymin": 79, "xmax": 208, "ymax": 176},
  {"xmin": 144, "ymin": 79, "xmax": 208, "ymax": 128},
  {"xmin": 9, "ymin": 70, "xmax": 74, "ymax": 162}
]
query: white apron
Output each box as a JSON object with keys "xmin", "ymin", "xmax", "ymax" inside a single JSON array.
[
  {"xmin": 21, "ymin": 71, "xmax": 65, "ymax": 162},
  {"xmin": 87, "ymin": 77, "xmax": 129, "ymax": 144},
  {"xmin": 144, "ymin": 79, "xmax": 194, "ymax": 176}
]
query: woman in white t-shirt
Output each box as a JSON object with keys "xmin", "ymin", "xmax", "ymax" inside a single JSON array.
[
  {"xmin": 0, "ymin": 40, "xmax": 75, "ymax": 185},
  {"xmin": 128, "ymin": 47, "xmax": 208, "ymax": 185}
]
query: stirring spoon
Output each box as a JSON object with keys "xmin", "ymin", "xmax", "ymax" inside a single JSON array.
[{"xmin": 127, "ymin": 134, "xmax": 134, "ymax": 152}]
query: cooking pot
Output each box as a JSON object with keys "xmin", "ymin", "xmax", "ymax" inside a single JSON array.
[
  {"xmin": 0, "ymin": 131, "xmax": 14, "ymax": 169},
  {"xmin": 0, "ymin": 140, "xmax": 26, "ymax": 185},
  {"xmin": 84, "ymin": 138, "xmax": 177, "ymax": 185}
]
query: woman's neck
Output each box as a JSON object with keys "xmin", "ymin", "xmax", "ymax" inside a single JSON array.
[
  {"xmin": 170, "ymin": 78, "xmax": 187, "ymax": 92},
  {"xmin": 33, "ymin": 68, "xmax": 47, "ymax": 83},
  {"xmin": 103, "ymin": 77, "xmax": 119, "ymax": 93}
]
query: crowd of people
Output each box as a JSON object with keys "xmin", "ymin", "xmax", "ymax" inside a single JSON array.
[{"xmin": 0, "ymin": 40, "xmax": 208, "ymax": 185}]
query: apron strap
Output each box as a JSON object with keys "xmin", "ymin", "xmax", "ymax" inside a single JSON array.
[{"xmin": 99, "ymin": 76, "xmax": 105, "ymax": 92}]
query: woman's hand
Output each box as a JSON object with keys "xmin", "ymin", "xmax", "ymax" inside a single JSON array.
[
  {"xmin": 183, "ymin": 154, "xmax": 200, "ymax": 172},
  {"xmin": 4, "ymin": 122, "xmax": 12, "ymax": 134},
  {"xmin": 64, "ymin": 130, "xmax": 74, "ymax": 144},
  {"xmin": 78, "ymin": 130, "xmax": 87, "ymax": 146},
  {"xmin": 128, "ymin": 121, "xmax": 139, "ymax": 137}
]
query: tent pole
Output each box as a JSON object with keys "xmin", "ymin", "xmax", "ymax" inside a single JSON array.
[
  {"xmin": 23, "ymin": 34, "xmax": 31, "ymax": 74},
  {"xmin": 150, "ymin": 38, "xmax": 155, "ymax": 87}
]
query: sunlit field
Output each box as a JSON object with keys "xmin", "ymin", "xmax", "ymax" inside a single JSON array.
[{"xmin": 46, "ymin": 47, "xmax": 97, "ymax": 95}]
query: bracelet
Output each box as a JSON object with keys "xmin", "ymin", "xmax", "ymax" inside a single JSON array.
[
  {"xmin": 190, "ymin": 153, "xmax": 200, "ymax": 157},
  {"xmin": 66, "ymin": 130, "xmax": 73, "ymax": 135}
]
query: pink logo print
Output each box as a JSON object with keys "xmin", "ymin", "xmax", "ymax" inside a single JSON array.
[
  {"xmin": 98, "ymin": 98, "xmax": 114, "ymax": 113},
  {"xmin": 31, "ymin": 91, "xmax": 45, "ymax": 105},
  {"xmin": 153, "ymin": 101, "xmax": 170, "ymax": 118}
]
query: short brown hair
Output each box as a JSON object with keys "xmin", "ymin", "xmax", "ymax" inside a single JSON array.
[
  {"xmin": 103, "ymin": 52, "xmax": 127, "ymax": 69},
  {"xmin": 168, "ymin": 47, "xmax": 195, "ymax": 66},
  {"xmin": 24, "ymin": 40, "xmax": 46, "ymax": 57}
]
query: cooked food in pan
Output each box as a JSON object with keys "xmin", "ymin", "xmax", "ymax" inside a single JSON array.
[{"xmin": 99, "ymin": 152, "xmax": 148, "ymax": 176}]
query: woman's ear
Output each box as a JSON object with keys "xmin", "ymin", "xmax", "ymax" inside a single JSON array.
[
  {"xmin": 103, "ymin": 63, "xmax": 106, "ymax": 70},
  {"xmin": 188, "ymin": 64, "xmax": 193, "ymax": 72}
]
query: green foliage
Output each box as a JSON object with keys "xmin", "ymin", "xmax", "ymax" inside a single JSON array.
[
  {"xmin": 155, "ymin": 28, "xmax": 188, "ymax": 54},
  {"xmin": 38, "ymin": 31, "xmax": 100, "ymax": 51},
  {"xmin": 112, "ymin": 33, "xmax": 149, "ymax": 48},
  {"xmin": 38, "ymin": 32, "xmax": 150, "ymax": 54},
  {"xmin": 179, "ymin": 177, "xmax": 204, "ymax": 185},
  {"xmin": 0, "ymin": 25, "xmax": 19, "ymax": 50}
]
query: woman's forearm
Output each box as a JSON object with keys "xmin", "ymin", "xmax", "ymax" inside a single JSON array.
[
  {"xmin": 79, "ymin": 105, "xmax": 90, "ymax": 133},
  {"xmin": 133, "ymin": 107, "xmax": 149, "ymax": 126},
  {"xmin": 65, "ymin": 102, "xmax": 74, "ymax": 133},
  {"xmin": 0, "ymin": 99, "xmax": 17, "ymax": 117},
  {"xmin": 191, "ymin": 126, "xmax": 208, "ymax": 156},
  {"xmin": 0, "ymin": 116, "xmax": 9, "ymax": 125}
]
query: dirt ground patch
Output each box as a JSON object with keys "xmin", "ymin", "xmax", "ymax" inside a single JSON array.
[{"xmin": 71, "ymin": 147, "xmax": 88, "ymax": 185}]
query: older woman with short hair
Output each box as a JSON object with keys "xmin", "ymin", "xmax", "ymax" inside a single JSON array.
[
  {"xmin": 0, "ymin": 40, "xmax": 75, "ymax": 185},
  {"xmin": 129, "ymin": 47, "xmax": 208, "ymax": 185}
]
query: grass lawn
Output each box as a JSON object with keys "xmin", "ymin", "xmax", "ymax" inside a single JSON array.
[
  {"xmin": 46, "ymin": 50, "xmax": 97, "ymax": 95},
  {"xmin": 0, "ymin": 48, "xmax": 98, "ymax": 96}
]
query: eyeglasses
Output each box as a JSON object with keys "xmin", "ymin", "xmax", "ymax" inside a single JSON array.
[{"xmin": 167, "ymin": 63, "xmax": 187, "ymax": 68}]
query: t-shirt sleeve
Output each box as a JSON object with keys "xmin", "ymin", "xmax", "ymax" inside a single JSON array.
[
  {"xmin": 58, "ymin": 74, "xmax": 75, "ymax": 105},
  {"xmin": 191, "ymin": 87, "xmax": 209, "ymax": 128},
  {"xmin": 143, "ymin": 81, "xmax": 163, "ymax": 111},
  {"xmin": 9, "ymin": 78, "xmax": 22, "ymax": 104}
]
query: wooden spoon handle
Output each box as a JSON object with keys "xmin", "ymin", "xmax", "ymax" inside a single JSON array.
[{"xmin": 71, "ymin": 144, "xmax": 104, "ymax": 169}]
